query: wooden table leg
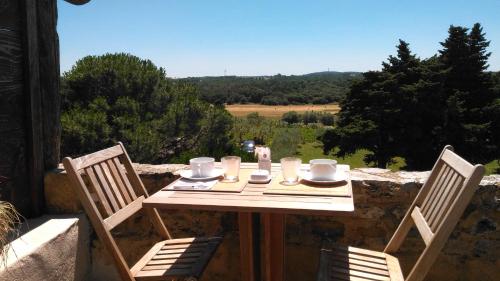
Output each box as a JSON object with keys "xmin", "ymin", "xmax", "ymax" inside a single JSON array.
[
  {"xmin": 263, "ymin": 213, "xmax": 286, "ymax": 281},
  {"xmin": 238, "ymin": 212, "xmax": 261, "ymax": 281}
]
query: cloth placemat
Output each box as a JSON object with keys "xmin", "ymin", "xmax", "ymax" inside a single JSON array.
[
  {"xmin": 163, "ymin": 168, "xmax": 253, "ymax": 193},
  {"xmin": 263, "ymin": 166, "xmax": 351, "ymax": 197}
]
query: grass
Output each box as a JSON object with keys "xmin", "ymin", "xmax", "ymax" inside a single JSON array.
[
  {"xmin": 0, "ymin": 201, "xmax": 20, "ymax": 266},
  {"xmin": 296, "ymin": 141, "xmax": 406, "ymax": 171},
  {"xmin": 226, "ymin": 103, "xmax": 340, "ymax": 118},
  {"xmin": 485, "ymin": 160, "xmax": 500, "ymax": 175}
]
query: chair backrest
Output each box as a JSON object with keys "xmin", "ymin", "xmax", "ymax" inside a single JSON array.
[
  {"xmin": 383, "ymin": 145, "xmax": 485, "ymax": 281},
  {"xmin": 63, "ymin": 143, "xmax": 171, "ymax": 281}
]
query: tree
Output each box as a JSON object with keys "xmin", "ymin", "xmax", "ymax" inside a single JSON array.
[
  {"xmin": 322, "ymin": 40, "xmax": 421, "ymax": 168},
  {"xmin": 302, "ymin": 111, "xmax": 319, "ymax": 124},
  {"xmin": 319, "ymin": 113, "xmax": 335, "ymax": 126},
  {"xmin": 439, "ymin": 23, "xmax": 498, "ymax": 163},
  {"xmin": 61, "ymin": 53, "xmax": 234, "ymax": 163},
  {"xmin": 282, "ymin": 111, "xmax": 300, "ymax": 124},
  {"xmin": 321, "ymin": 24, "xmax": 499, "ymax": 170}
]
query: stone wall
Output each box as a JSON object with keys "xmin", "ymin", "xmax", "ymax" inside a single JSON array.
[{"xmin": 44, "ymin": 164, "xmax": 500, "ymax": 281}]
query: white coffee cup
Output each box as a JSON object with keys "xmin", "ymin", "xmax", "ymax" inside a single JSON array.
[
  {"xmin": 309, "ymin": 159, "xmax": 337, "ymax": 180},
  {"xmin": 190, "ymin": 157, "xmax": 215, "ymax": 178}
]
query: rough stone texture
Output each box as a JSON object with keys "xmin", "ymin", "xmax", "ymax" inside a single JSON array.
[
  {"xmin": 0, "ymin": 215, "xmax": 90, "ymax": 281},
  {"xmin": 44, "ymin": 164, "xmax": 500, "ymax": 281}
]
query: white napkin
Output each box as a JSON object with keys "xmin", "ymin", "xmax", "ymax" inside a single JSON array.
[{"xmin": 171, "ymin": 178, "xmax": 219, "ymax": 190}]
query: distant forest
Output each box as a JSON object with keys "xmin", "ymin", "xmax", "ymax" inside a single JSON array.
[{"xmin": 180, "ymin": 71, "xmax": 361, "ymax": 105}]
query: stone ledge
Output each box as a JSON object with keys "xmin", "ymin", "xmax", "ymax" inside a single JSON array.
[
  {"xmin": 45, "ymin": 163, "xmax": 499, "ymax": 214},
  {"xmin": 0, "ymin": 215, "xmax": 90, "ymax": 281}
]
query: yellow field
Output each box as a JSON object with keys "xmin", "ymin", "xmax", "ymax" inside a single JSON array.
[{"xmin": 225, "ymin": 103, "xmax": 341, "ymax": 118}]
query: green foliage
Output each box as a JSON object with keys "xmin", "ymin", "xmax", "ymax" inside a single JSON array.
[
  {"xmin": 182, "ymin": 72, "xmax": 361, "ymax": 105},
  {"xmin": 282, "ymin": 111, "xmax": 335, "ymax": 126},
  {"xmin": 319, "ymin": 113, "xmax": 335, "ymax": 126},
  {"xmin": 270, "ymin": 128, "xmax": 303, "ymax": 162},
  {"xmin": 322, "ymin": 24, "xmax": 500, "ymax": 170},
  {"xmin": 282, "ymin": 111, "xmax": 300, "ymax": 124},
  {"xmin": 301, "ymin": 111, "xmax": 318, "ymax": 124},
  {"xmin": 61, "ymin": 53, "xmax": 234, "ymax": 163}
]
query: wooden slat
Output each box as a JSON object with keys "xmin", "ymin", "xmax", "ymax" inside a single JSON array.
[
  {"xmin": 73, "ymin": 145, "xmax": 123, "ymax": 170},
  {"xmin": 145, "ymin": 257, "xmax": 199, "ymax": 265},
  {"xmin": 385, "ymin": 254, "xmax": 404, "ymax": 281},
  {"xmin": 93, "ymin": 164, "xmax": 120, "ymax": 212},
  {"xmin": 85, "ymin": 167, "xmax": 113, "ymax": 217},
  {"xmin": 142, "ymin": 264, "xmax": 193, "ymax": 271},
  {"xmin": 332, "ymin": 252, "xmax": 387, "ymax": 265},
  {"xmin": 419, "ymin": 162, "xmax": 446, "ymax": 213},
  {"xmin": 134, "ymin": 268, "xmax": 193, "ymax": 280},
  {"xmin": 424, "ymin": 169, "xmax": 459, "ymax": 221},
  {"xmin": 113, "ymin": 157, "xmax": 137, "ymax": 200},
  {"xmin": 188, "ymin": 238, "xmax": 222, "ymax": 278},
  {"xmin": 332, "ymin": 245, "xmax": 387, "ymax": 259},
  {"xmin": 331, "ymin": 260, "xmax": 389, "ymax": 276},
  {"xmin": 429, "ymin": 177, "xmax": 464, "ymax": 231},
  {"xmin": 130, "ymin": 241, "xmax": 166, "ymax": 276},
  {"xmin": 331, "ymin": 266, "xmax": 390, "ymax": 281},
  {"xmin": 100, "ymin": 162, "xmax": 126, "ymax": 208},
  {"xmin": 158, "ymin": 244, "xmax": 208, "ymax": 251},
  {"xmin": 163, "ymin": 237, "xmax": 210, "ymax": 245},
  {"xmin": 329, "ymin": 273, "xmax": 374, "ymax": 281},
  {"xmin": 421, "ymin": 165, "xmax": 452, "ymax": 216},
  {"xmin": 426, "ymin": 172, "xmax": 460, "ymax": 228},
  {"xmin": 411, "ymin": 207, "xmax": 434, "ymax": 246},
  {"xmin": 156, "ymin": 248, "xmax": 203, "ymax": 255},
  {"xmin": 147, "ymin": 252, "xmax": 201, "ymax": 263},
  {"xmin": 330, "ymin": 255, "xmax": 388, "ymax": 270},
  {"xmin": 103, "ymin": 196, "xmax": 145, "ymax": 230},
  {"xmin": 107, "ymin": 159, "xmax": 132, "ymax": 203},
  {"xmin": 441, "ymin": 149, "xmax": 474, "ymax": 176}
]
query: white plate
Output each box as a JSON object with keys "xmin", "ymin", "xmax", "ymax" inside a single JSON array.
[
  {"xmin": 248, "ymin": 176, "xmax": 272, "ymax": 184},
  {"xmin": 300, "ymin": 171, "xmax": 347, "ymax": 184},
  {"xmin": 179, "ymin": 168, "xmax": 224, "ymax": 181}
]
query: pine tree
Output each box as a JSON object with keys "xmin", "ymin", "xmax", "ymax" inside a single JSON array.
[{"xmin": 439, "ymin": 23, "xmax": 497, "ymax": 163}]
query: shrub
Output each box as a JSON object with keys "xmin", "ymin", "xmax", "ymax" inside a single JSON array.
[
  {"xmin": 302, "ymin": 111, "xmax": 319, "ymax": 124},
  {"xmin": 282, "ymin": 111, "xmax": 300, "ymax": 124},
  {"xmin": 319, "ymin": 113, "xmax": 335, "ymax": 126}
]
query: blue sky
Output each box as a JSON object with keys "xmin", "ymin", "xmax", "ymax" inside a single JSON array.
[{"xmin": 58, "ymin": 0, "xmax": 500, "ymax": 77}]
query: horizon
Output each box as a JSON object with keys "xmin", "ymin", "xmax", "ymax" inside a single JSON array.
[{"xmin": 58, "ymin": 0, "xmax": 500, "ymax": 78}]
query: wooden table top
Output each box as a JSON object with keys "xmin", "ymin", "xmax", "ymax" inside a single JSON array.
[{"xmin": 143, "ymin": 163, "xmax": 354, "ymax": 216}]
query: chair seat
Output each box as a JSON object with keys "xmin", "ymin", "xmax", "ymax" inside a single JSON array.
[
  {"xmin": 131, "ymin": 237, "xmax": 222, "ymax": 281},
  {"xmin": 317, "ymin": 245, "xmax": 404, "ymax": 281}
]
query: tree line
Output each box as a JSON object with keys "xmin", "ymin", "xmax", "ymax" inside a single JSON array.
[
  {"xmin": 321, "ymin": 23, "xmax": 500, "ymax": 170},
  {"xmin": 181, "ymin": 72, "xmax": 360, "ymax": 105}
]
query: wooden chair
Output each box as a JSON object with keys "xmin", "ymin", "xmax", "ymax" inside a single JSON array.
[
  {"xmin": 63, "ymin": 143, "xmax": 222, "ymax": 281},
  {"xmin": 317, "ymin": 145, "xmax": 485, "ymax": 281}
]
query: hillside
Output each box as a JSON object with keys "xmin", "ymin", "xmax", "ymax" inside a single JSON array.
[{"xmin": 179, "ymin": 71, "xmax": 361, "ymax": 105}]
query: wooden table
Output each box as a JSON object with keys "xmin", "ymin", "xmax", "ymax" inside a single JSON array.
[{"xmin": 143, "ymin": 163, "xmax": 354, "ymax": 281}]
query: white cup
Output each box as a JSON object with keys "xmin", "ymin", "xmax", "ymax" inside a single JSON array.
[
  {"xmin": 190, "ymin": 157, "xmax": 215, "ymax": 178},
  {"xmin": 309, "ymin": 159, "xmax": 337, "ymax": 180}
]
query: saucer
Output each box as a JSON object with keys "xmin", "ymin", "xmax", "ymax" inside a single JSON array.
[
  {"xmin": 249, "ymin": 175, "xmax": 272, "ymax": 184},
  {"xmin": 300, "ymin": 171, "xmax": 347, "ymax": 184},
  {"xmin": 179, "ymin": 168, "xmax": 224, "ymax": 181}
]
